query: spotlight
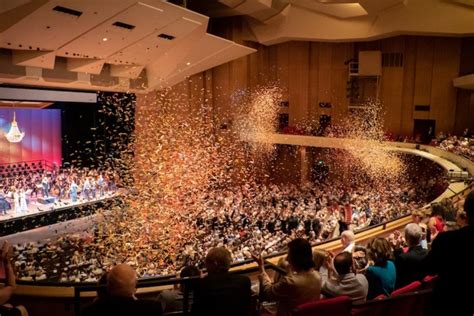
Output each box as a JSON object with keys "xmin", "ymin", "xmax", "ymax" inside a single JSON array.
[{"xmin": 102, "ymin": 37, "xmax": 108, "ymax": 42}]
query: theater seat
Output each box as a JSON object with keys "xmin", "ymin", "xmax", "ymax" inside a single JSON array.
[
  {"xmin": 422, "ymin": 275, "xmax": 438, "ymax": 289},
  {"xmin": 293, "ymin": 296, "xmax": 351, "ymax": 316},
  {"xmin": 391, "ymin": 281, "xmax": 422, "ymax": 296}
]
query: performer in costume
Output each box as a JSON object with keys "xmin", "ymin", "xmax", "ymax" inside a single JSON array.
[
  {"xmin": 41, "ymin": 175, "xmax": 49, "ymax": 198},
  {"xmin": 70, "ymin": 179, "xmax": 78, "ymax": 203},
  {"xmin": 20, "ymin": 187, "xmax": 28, "ymax": 213},
  {"xmin": 82, "ymin": 177, "xmax": 91, "ymax": 201},
  {"xmin": 13, "ymin": 188, "xmax": 21, "ymax": 214}
]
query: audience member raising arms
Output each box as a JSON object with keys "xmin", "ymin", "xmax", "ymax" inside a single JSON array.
[
  {"xmin": 424, "ymin": 191, "xmax": 474, "ymax": 316},
  {"xmin": 253, "ymin": 238, "xmax": 321, "ymax": 316}
]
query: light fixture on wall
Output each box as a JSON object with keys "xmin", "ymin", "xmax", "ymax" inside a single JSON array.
[{"xmin": 5, "ymin": 112, "xmax": 25, "ymax": 143}]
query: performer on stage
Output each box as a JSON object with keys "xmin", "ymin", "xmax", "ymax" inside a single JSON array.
[
  {"xmin": 97, "ymin": 174, "xmax": 105, "ymax": 197},
  {"xmin": 20, "ymin": 187, "xmax": 28, "ymax": 213},
  {"xmin": 13, "ymin": 188, "xmax": 21, "ymax": 215},
  {"xmin": 41, "ymin": 175, "xmax": 50, "ymax": 198},
  {"xmin": 70, "ymin": 179, "xmax": 78, "ymax": 203},
  {"xmin": 82, "ymin": 177, "xmax": 91, "ymax": 201},
  {"xmin": 0, "ymin": 194, "xmax": 9, "ymax": 215}
]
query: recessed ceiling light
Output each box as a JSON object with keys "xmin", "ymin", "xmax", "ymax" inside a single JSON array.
[
  {"xmin": 102, "ymin": 37, "xmax": 108, "ymax": 42},
  {"xmin": 186, "ymin": 62, "xmax": 191, "ymax": 66}
]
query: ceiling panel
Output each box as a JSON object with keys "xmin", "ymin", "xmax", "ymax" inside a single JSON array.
[
  {"xmin": 0, "ymin": 0, "xmax": 136, "ymax": 51},
  {"xmin": 107, "ymin": 17, "xmax": 205, "ymax": 66},
  {"xmin": 56, "ymin": 2, "xmax": 175, "ymax": 60}
]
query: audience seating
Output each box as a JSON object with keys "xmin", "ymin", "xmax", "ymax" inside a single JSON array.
[
  {"xmin": 422, "ymin": 275, "xmax": 438, "ymax": 289},
  {"xmin": 293, "ymin": 296, "xmax": 352, "ymax": 316},
  {"xmin": 391, "ymin": 281, "xmax": 422, "ymax": 296},
  {"xmin": 351, "ymin": 289, "xmax": 431, "ymax": 316}
]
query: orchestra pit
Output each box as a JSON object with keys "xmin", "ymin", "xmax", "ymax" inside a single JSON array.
[{"xmin": 0, "ymin": 1, "xmax": 473, "ymax": 316}]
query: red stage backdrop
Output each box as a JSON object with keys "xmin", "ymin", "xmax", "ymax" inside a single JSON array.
[{"xmin": 0, "ymin": 109, "xmax": 61, "ymax": 166}]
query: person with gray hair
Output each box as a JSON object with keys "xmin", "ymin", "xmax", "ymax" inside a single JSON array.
[
  {"xmin": 393, "ymin": 223, "xmax": 427, "ymax": 288},
  {"xmin": 341, "ymin": 230, "xmax": 355, "ymax": 253}
]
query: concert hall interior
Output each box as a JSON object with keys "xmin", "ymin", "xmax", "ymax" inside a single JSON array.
[{"xmin": 0, "ymin": 1, "xmax": 473, "ymax": 316}]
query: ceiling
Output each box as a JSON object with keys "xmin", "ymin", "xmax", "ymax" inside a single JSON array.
[
  {"xmin": 0, "ymin": 0, "xmax": 256, "ymax": 93},
  {"xmin": 189, "ymin": 0, "xmax": 474, "ymax": 45}
]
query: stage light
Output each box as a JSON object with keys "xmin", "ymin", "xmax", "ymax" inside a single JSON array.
[
  {"xmin": 186, "ymin": 62, "xmax": 191, "ymax": 66},
  {"xmin": 5, "ymin": 112, "xmax": 25, "ymax": 143},
  {"xmin": 102, "ymin": 37, "xmax": 108, "ymax": 42}
]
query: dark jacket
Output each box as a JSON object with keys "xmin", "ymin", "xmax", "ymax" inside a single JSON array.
[
  {"xmin": 394, "ymin": 245, "xmax": 428, "ymax": 288},
  {"xmin": 82, "ymin": 297, "xmax": 162, "ymax": 316},
  {"xmin": 192, "ymin": 272, "xmax": 251, "ymax": 316},
  {"xmin": 424, "ymin": 226, "xmax": 474, "ymax": 316}
]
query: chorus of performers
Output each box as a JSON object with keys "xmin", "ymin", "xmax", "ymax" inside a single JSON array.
[{"xmin": 0, "ymin": 167, "xmax": 118, "ymax": 216}]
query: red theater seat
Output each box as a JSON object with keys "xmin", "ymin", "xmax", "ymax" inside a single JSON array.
[
  {"xmin": 422, "ymin": 275, "xmax": 438, "ymax": 289},
  {"xmin": 293, "ymin": 296, "xmax": 352, "ymax": 316},
  {"xmin": 391, "ymin": 281, "xmax": 422, "ymax": 296}
]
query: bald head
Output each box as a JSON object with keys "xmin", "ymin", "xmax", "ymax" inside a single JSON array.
[
  {"xmin": 107, "ymin": 264, "xmax": 137, "ymax": 298},
  {"xmin": 341, "ymin": 230, "xmax": 355, "ymax": 248},
  {"xmin": 205, "ymin": 247, "xmax": 232, "ymax": 274}
]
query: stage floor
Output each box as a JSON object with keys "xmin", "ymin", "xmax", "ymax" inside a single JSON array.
[{"xmin": 0, "ymin": 192, "xmax": 118, "ymax": 223}]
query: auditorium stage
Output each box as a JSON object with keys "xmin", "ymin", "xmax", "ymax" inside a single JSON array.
[{"xmin": 0, "ymin": 194, "xmax": 122, "ymax": 236}]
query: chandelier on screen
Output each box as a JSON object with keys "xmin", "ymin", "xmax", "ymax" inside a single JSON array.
[{"xmin": 5, "ymin": 112, "xmax": 25, "ymax": 143}]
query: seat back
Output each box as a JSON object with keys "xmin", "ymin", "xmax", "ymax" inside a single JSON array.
[
  {"xmin": 293, "ymin": 296, "xmax": 352, "ymax": 316},
  {"xmin": 391, "ymin": 281, "xmax": 422, "ymax": 296}
]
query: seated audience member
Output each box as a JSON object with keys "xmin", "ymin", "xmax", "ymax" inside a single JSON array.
[
  {"xmin": 192, "ymin": 247, "xmax": 251, "ymax": 316},
  {"xmin": 428, "ymin": 203, "xmax": 446, "ymax": 241},
  {"xmin": 365, "ymin": 238, "xmax": 396, "ymax": 299},
  {"xmin": 341, "ymin": 230, "xmax": 355, "ymax": 253},
  {"xmin": 157, "ymin": 265, "xmax": 200, "ymax": 313},
  {"xmin": 0, "ymin": 242, "xmax": 15, "ymax": 306},
  {"xmin": 322, "ymin": 252, "xmax": 368, "ymax": 304},
  {"xmin": 254, "ymin": 238, "xmax": 321, "ymax": 316},
  {"xmin": 425, "ymin": 191, "xmax": 474, "ymax": 316},
  {"xmin": 82, "ymin": 264, "xmax": 162, "ymax": 316},
  {"xmin": 394, "ymin": 223, "xmax": 428, "ymax": 288}
]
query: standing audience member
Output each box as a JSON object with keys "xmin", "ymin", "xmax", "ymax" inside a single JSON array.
[
  {"xmin": 428, "ymin": 203, "xmax": 445, "ymax": 241},
  {"xmin": 425, "ymin": 191, "xmax": 474, "ymax": 316},
  {"xmin": 394, "ymin": 223, "xmax": 427, "ymax": 288},
  {"xmin": 365, "ymin": 238, "xmax": 396, "ymax": 299},
  {"xmin": 82, "ymin": 264, "xmax": 162, "ymax": 316},
  {"xmin": 322, "ymin": 252, "xmax": 368, "ymax": 304},
  {"xmin": 192, "ymin": 247, "xmax": 251, "ymax": 316},
  {"xmin": 254, "ymin": 238, "xmax": 321, "ymax": 316},
  {"xmin": 341, "ymin": 230, "xmax": 355, "ymax": 253}
]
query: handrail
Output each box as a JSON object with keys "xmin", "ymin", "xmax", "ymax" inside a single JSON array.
[{"xmin": 73, "ymin": 262, "xmax": 283, "ymax": 316}]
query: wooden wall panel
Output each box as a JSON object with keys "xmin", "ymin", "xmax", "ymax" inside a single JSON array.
[
  {"xmin": 288, "ymin": 41, "xmax": 310, "ymax": 124},
  {"xmin": 413, "ymin": 38, "xmax": 435, "ymax": 107},
  {"xmin": 430, "ymin": 38, "xmax": 461, "ymax": 133},
  {"xmin": 400, "ymin": 37, "xmax": 417, "ymax": 136},
  {"xmin": 138, "ymin": 18, "xmax": 467, "ymax": 140}
]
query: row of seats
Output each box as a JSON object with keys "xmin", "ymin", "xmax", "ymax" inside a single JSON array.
[{"xmin": 293, "ymin": 275, "xmax": 437, "ymax": 316}]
